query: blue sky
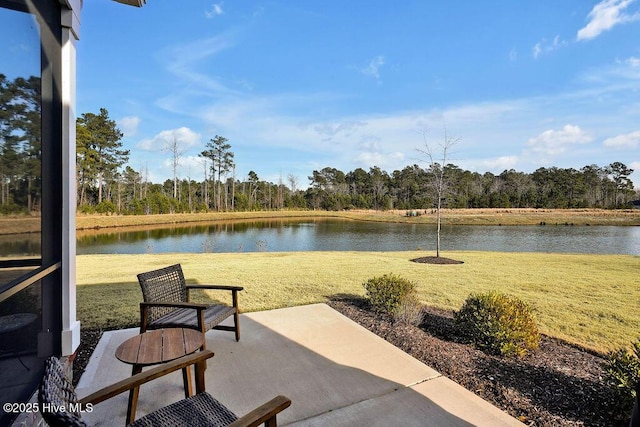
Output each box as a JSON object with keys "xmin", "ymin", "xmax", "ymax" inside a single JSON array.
[{"xmin": 76, "ymin": 0, "xmax": 640, "ymax": 189}]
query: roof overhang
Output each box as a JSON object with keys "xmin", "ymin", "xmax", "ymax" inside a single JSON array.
[{"xmin": 113, "ymin": 0, "xmax": 146, "ymax": 6}]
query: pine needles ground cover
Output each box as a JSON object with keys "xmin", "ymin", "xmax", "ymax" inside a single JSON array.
[{"xmin": 76, "ymin": 251, "xmax": 640, "ymax": 354}]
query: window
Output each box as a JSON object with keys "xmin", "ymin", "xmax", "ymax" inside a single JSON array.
[
  {"xmin": 0, "ymin": 2, "xmax": 42, "ymax": 266},
  {"xmin": 0, "ymin": 1, "xmax": 64, "ymax": 424}
]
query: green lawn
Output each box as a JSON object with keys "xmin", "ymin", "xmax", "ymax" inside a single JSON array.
[{"xmin": 76, "ymin": 251, "xmax": 640, "ymax": 354}]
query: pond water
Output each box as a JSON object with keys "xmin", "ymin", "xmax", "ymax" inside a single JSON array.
[
  {"xmin": 5, "ymin": 219, "xmax": 639, "ymax": 256},
  {"xmin": 67, "ymin": 219, "xmax": 640, "ymax": 256}
]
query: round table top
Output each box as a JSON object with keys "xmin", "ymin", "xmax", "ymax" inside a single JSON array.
[
  {"xmin": 0, "ymin": 313, "xmax": 37, "ymax": 334},
  {"xmin": 115, "ymin": 328, "xmax": 204, "ymax": 367}
]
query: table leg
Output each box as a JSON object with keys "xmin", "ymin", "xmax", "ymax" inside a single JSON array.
[
  {"xmin": 182, "ymin": 365, "xmax": 193, "ymax": 398},
  {"xmin": 127, "ymin": 365, "xmax": 142, "ymax": 425}
]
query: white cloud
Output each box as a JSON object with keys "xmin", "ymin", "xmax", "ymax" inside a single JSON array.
[
  {"xmin": 119, "ymin": 116, "xmax": 140, "ymax": 137},
  {"xmin": 353, "ymin": 151, "xmax": 404, "ymax": 171},
  {"xmin": 622, "ymin": 56, "xmax": 640, "ymax": 67},
  {"xmin": 476, "ymin": 156, "xmax": 520, "ymax": 172},
  {"xmin": 360, "ymin": 55, "xmax": 385, "ymax": 80},
  {"xmin": 314, "ymin": 121, "xmax": 367, "ymax": 141},
  {"xmin": 149, "ymin": 31, "xmax": 640, "ymax": 186},
  {"xmin": 532, "ymin": 43, "xmax": 542, "ymax": 59},
  {"xmin": 579, "ymin": 55, "xmax": 640, "ymax": 85},
  {"xmin": 532, "ymin": 35, "xmax": 568, "ymax": 59},
  {"xmin": 205, "ymin": 2, "xmax": 224, "ymax": 18},
  {"xmin": 526, "ymin": 125, "xmax": 593, "ymax": 156},
  {"xmin": 176, "ymin": 155, "xmax": 209, "ymax": 179},
  {"xmin": 137, "ymin": 127, "xmax": 202, "ymax": 151},
  {"xmin": 158, "ymin": 33, "xmax": 238, "ymax": 105},
  {"xmin": 630, "ymin": 162, "xmax": 640, "ymax": 190},
  {"xmin": 603, "ymin": 130, "xmax": 640, "ymax": 148},
  {"xmin": 577, "ymin": 0, "xmax": 640, "ymax": 41},
  {"xmin": 357, "ymin": 136, "xmax": 381, "ymax": 152}
]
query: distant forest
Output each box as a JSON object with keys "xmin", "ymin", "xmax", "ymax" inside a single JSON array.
[{"xmin": 1, "ymin": 76, "xmax": 637, "ymax": 215}]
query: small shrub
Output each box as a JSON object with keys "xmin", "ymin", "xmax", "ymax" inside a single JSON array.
[
  {"xmin": 605, "ymin": 338, "xmax": 640, "ymax": 422},
  {"xmin": 0, "ymin": 202, "xmax": 26, "ymax": 215},
  {"xmin": 393, "ymin": 292, "xmax": 424, "ymax": 326},
  {"xmin": 363, "ymin": 273, "xmax": 416, "ymax": 315},
  {"xmin": 454, "ymin": 291, "xmax": 540, "ymax": 357},
  {"xmin": 95, "ymin": 200, "xmax": 116, "ymax": 214},
  {"xmin": 77, "ymin": 204, "xmax": 96, "ymax": 214}
]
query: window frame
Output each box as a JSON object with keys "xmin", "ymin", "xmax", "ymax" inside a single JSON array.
[{"xmin": 0, "ymin": 0, "xmax": 64, "ymax": 353}]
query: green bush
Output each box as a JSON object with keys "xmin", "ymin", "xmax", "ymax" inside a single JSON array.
[
  {"xmin": 77, "ymin": 204, "xmax": 96, "ymax": 214},
  {"xmin": 95, "ymin": 200, "xmax": 117, "ymax": 214},
  {"xmin": 454, "ymin": 291, "xmax": 540, "ymax": 357},
  {"xmin": 0, "ymin": 202, "xmax": 26, "ymax": 215},
  {"xmin": 605, "ymin": 338, "xmax": 640, "ymax": 422},
  {"xmin": 363, "ymin": 273, "xmax": 417, "ymax": 315}
]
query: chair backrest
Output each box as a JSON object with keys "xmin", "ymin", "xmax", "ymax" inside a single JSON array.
[
  {"xmin": 631, "ymin": 381, "xmax": 640, "ymax": 427},
  {"xmin": 38, "ymin": 357, "xmax": 87, "ymax": 427},
  {"xmin": 137, "ymin": 264, "xmax": 188, "ymax": 322}
]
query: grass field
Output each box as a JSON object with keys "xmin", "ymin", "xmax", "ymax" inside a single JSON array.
[{"xmin": 76, "ymin": 250, "xmax": 640, "ymax": 355}]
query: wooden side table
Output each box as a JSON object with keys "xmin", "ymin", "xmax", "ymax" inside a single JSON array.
[{"xmin": 115, "ymin": 328, "xmax": 204, "ymax": 425}]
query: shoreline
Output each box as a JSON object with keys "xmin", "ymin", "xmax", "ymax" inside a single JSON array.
[{"xmin": 1, "ymin": 208, "xmax": 639, "ymax": 236}]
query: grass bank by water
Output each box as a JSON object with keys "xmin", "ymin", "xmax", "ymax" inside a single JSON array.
[
  {"xmin": 77, "ymin": 250, "xmax": 640, "ymax": 354},
  {"xmin": 2, "ymin": 208, "xmax": 639, "ymax": 235},
  {"xmin": 75, "ymin": 208, "xmax": 640, "ymax": 228}
]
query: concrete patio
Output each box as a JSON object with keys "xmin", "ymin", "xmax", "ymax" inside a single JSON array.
[{"xmin": 77, "ymin": 303, "xmax": 524, "ymax": 426}]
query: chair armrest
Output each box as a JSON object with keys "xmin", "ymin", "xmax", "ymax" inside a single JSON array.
[
  {"xmin": 227, "ymin": 395, "xmax": 292, "ymax": 427},
  {"xmin": 186, "ymin": 284, "xmax": 244, "ymax": 292},
  {"xmin": 79, "ymin": 350, "xmax": 215, "ymax": 406},
  {"xmin": 140, "ymin": 301, "xmax": 209, "ymax": 310},
  {"xmin": 139, "ymin": 302, "xmax": 209, "ymax": 335}
]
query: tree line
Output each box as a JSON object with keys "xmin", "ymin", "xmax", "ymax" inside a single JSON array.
[
  {"xmin": 79, "ymin": 156, "xmax": 636, "ymax": 216},
  {"xmin": 71, "ymin": 109, "xmax": 636, "ymax": 214},
  {"xmin": 0, "ymin": 89, "xmax": 637, "ymax": 215}
]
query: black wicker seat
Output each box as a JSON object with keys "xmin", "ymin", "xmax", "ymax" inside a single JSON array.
[
  {"xmin": 129, "ymin": 392, "xmax": 237, "ymax": 427},
  {"xmin": 631, "ymin": 382, "xmax": 640, "ymax": 427},
  {"xmin": 39, "ymin": 351, "xmax": 291, "ymax": 427},
  {"xmin": 138, "ymin": 264, "xmax": 242, "ymax": 345},
  {"xmin": 148, "ymin": 304, "xmax": 236, "ymax": 331}
]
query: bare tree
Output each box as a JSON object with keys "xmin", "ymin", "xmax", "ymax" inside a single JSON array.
[
  {"xmin": 141, "ymin": 164, "xmax": 149, "ymax": 199},
  {"xmin": 287, "ymin": 173, "xmax": 298, "ymax": 193},
  {"xmin": 163, "ymin": 132, "xmax": 186, "ymax": 199},
  {"xmin": 231, "ymin": 164, "xmax": 237, "ymax": 211},
  {"xmin": 277, "ymin": 173, "xmax": 285, "ymax": 209},
  {"xmin": 419, "ymin": 127, "xmax": 459, "ymax": 258},
  {"xmin": 186, "ymin": 167, "xmax": 193, "ymax": 212},
  {"xmin": 200, "ymin": 158, "xmax": 209, "ymax": 208}
]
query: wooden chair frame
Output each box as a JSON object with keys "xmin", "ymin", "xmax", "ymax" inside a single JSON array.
[
  {"xmin": 41, "ymin": 350, "xmax": 291, "ymax": 427},
  {"xmin": 138, "ymin": 264, "xmax": 243, "ymax": 345}
]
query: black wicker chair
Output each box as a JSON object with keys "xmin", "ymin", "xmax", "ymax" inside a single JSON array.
[
  {"xmin": 39, "ymin": 351, "xmax": 291, "ymax": 427},
  {"xmin": 631, "ymin": 382, "xmax": 640, "ymax": 427},
  {"xmin": 138, "ymin": 264, "xmax": 242, "ymax": 345}
]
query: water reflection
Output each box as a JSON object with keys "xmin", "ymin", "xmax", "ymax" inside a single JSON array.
[
  {"xmin": 68, "ymin": 219, "xmax": 640, "ymax": 256},
  {"xmin": 4, "ymin": 220, "xmax": 639, "ymax": 256}
]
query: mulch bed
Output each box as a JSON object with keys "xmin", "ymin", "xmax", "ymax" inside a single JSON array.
[
  {"xmin": 73, "ymin": 328, "xmax": 104, "ymax": 386},
  {"xmin": 72, "ymin": 300, "xmax": 624, "ymax": 426},
  {"xmin": 328, "ymin": 297, "xmax": 622, "ymax": 426},
  {"xmin": 410, "ymin": 256, "xmax": 464, "ymax": 265}
]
